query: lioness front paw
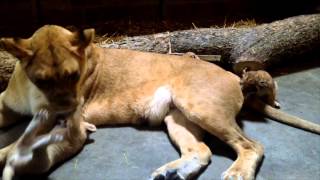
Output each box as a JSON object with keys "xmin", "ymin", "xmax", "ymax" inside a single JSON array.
[
  {"xmin": 2, "ymin": 109, "xmax": 65, "ymax": 180},
  {"xmin": 82, "ymin": 122, "xmax": 97, "ymax": 132},
  {"xmin": 23, "ymin": 109, "xmax": 49, "ymax": 139},
  {"xmin": 8, "ymin": 134, "xmax": 64, "ymax": 167},
  {"xmin": 2, "ymin": 133, "xmax": 64, "ymax": 180}
]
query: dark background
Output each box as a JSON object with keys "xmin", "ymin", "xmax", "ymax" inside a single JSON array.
[
  {"xmin": 0, "ymin": 1, "xmax": 320, "ymax": 180},
  {"xmin": 0, "ymin": 0, "xmax": 319, "ymax": 37}
]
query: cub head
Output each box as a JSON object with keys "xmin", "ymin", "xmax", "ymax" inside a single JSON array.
[
  {"xmin": 241, "ymin": 70, "xmax": 275, "ymax": 93},
  {"xmin": 0, "ymin": 25, "xmax": 95, "ymax": 114},
  {"xmin": 240, "ymin": 70, "xmax": 280, "ymax": 108}
]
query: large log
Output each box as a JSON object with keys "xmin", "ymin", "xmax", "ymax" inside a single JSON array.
[
  {"xmin": 0, "ymin": 50, "xmax": 16, "ymax": 91},
  {"xmin": 101, "ymin": 14, "xmax": 320, "ymax": 73},
  {"xmin": 0, "ymin": 14, "xmax": 319, "ymax": 92}
]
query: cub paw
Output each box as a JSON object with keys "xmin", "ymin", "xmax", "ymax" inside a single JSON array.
[
  {"xmin": 182, "ymin": 52, "xmax": 200, "ymax": 60},
  {"xmin": 273, "ymin": 101, "xmax": 281, "ymax": 109}
]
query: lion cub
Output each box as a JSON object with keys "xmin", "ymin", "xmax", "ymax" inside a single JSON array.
[
  {"xmin": 240, "ymin": 70, "xmax": 280, "ymax": 108},
  {"xmin": 183, "ymin": 53, "xmax": 280, "ymax": 108}
]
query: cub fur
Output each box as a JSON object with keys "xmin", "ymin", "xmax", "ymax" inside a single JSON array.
[{"xmin": 240, "ymin": 70, "xmax": 280, "ymax": 108}]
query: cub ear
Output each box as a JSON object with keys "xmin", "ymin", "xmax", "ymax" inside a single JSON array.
[
  {"xmin": 0, "ymin": 38, "xmax": 33, "ymax": 60},
  {"xmin": 73, "ymin": 28, "xmax": 95, "ymax": 50}
]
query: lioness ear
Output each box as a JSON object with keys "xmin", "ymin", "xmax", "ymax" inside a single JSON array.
[
  {"xmin": 74, "ymin": 28, "xmax": 95, "ymax": 50},
  {"xmin": 0, "ymin": 38, "xmax": 33, "ymax": 60}
]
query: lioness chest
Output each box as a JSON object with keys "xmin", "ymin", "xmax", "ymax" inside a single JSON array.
[{"xmin": 82, "ymin": 48, "xmax": 243, "ymax": 126}]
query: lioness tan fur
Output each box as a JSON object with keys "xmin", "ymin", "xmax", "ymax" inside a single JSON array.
[
  {"xmin": 185, "ymin": 53, "xmax": 320, "ymax": 135},
  {"xmin": 0, "ymin": 25, "xmax": 319, "ymax": 180}
]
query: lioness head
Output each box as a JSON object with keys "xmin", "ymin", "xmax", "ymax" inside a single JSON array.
[{"xmin": 1, "ymin": 25, "xmax": 95, "ymax": 114}]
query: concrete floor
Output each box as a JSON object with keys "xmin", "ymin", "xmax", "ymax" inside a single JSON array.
[{"xmin": 0, "ymin": 67, "xmax": 319, "ymax": 180}]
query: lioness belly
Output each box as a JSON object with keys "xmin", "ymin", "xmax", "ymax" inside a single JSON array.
[
  {"xmin": 82, "ymin": 84, "xmax": 172, "ymax": 126},
  {"xmin": 82, "ymin": 49, "xmax": 243, "ymax": 126}
]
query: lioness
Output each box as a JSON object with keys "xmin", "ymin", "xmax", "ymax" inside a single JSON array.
[{"xmin": 0, "ymin": 25, "xmax": 319, "ymax": 180}]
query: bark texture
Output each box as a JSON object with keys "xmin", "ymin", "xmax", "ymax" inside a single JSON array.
[
  {"xmin": 101, "ymin": 14, "xmax": 320, "ymax": 73},
  {"xmin": 0, "ymin": 50, "xmax": 16, "ymax": 91},
  {"xmin": 0, "ymin": 14, "xmax": 319, "ymax": 92}
]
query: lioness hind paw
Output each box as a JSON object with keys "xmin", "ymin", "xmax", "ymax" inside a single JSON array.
[
  {"xmin": 221, "ymin": 170, "xmax": 253, "ymax": 180},
  {"xmin": 150, "ymin": 169, "xmax": 185, "ymax": 180},
  {"xmin": 221, "ymin": 173, "xmax": 244, "ymax": 180}
]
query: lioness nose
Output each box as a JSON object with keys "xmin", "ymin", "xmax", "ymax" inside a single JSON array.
[
  {"xmin": 51, "ymin": 93, "xmax": 77, "ymax": 106},
  {"xmin": 57, "ymin": 98, "xmax": 75, "ymax": 106},
  {"xmin": 56, "ymin": 91, "xmax": 74, "ymax": 97}
]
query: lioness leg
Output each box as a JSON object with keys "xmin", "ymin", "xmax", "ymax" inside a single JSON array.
[
  {"xmin": 0, "ymin": 143, "xmax": 15, "ymax": 169},
  {"xmin": 0, "ymin": 110, "xmax": 55, "ymax": 172},
  {"xmin": 2, "ymin": 110, "xmax": 64, "ymax": 180},
  {"xmin": 218, "ymin": 126, "xmax": 264, "ymax": 180},
  {"xmin": 0, "ymin": 94, "xmax": 24, "ymax": 128},
  {"xmin": 172, "ymin": 76, "xmax": 263, "ymax": 179},
  {"xmin": 1, "ymin": 109, "xmax": 96, "ymax": 179},
  {"xmin": 190, "ymin": 117, "xmax": 263, "ymax": 180},
  {"xmin": 150, "ymin": 109, "xmax": 212, "ymax": 180}
]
